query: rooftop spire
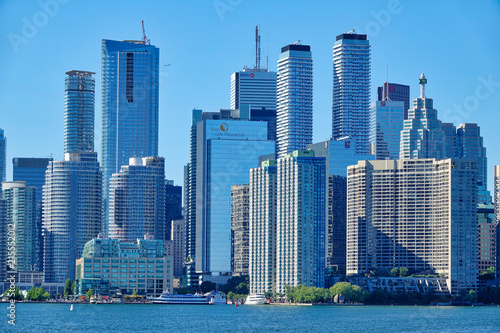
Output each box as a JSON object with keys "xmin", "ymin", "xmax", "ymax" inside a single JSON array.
[{"xmin": 419, "ymin": 73, "xmax": 427, "ymax": 98}]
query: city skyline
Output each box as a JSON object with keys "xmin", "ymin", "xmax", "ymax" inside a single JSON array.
[{"xmin": 1, "ymin": 1, "xmax": 499, "ymax": 190}]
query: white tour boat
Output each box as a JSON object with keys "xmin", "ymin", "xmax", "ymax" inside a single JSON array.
[
  {"xmin": 149, "ymin": 292, "xmax": 210, "ymax": 305},
  {"xmin": 245, "ymin": 293, "xmax": 267, "ymax": 305},
  {"xmin": 207, "ymin": 290, "xmax": 227, "ymax": 305}
]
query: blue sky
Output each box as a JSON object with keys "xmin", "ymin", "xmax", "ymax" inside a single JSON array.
[{"xmin": 1, "ymin": 0, "xmax": 500, "ymax": 190}]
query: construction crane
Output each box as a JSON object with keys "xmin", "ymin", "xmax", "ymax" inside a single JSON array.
[
  {"xmin": 142, "ymin": 20, "xmax": 151, "ymax": 45},
  {"xmin": 346, "ymin": 29, "xmax": 355, "ymax": 34},
  {"xmin": 291, "ymin": 40, "xmax": 301, "ymax": 45}
]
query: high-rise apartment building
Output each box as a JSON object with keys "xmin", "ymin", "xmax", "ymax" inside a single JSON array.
[
  {"xmin": 2, "ymin": 182, "xmax": 37, "ymax": 272},
  {"xmin": 185, "ymin": 108, "xmax": 274, "ymax": 281},
  {"xmin": 347, "ymin": 159, "xmax": 478, "ymax": 295},
  {"xmin": 108, "ymin": 157, "xmax": 165, "ymax": 242},
  {"xmin": 0, "ymin": 129, "xmax": 5, "ymax": 183},
  {"xmin": 101, "ymin": 39, "xmax": 159, "ymax": 230},
  {"xmin": 327, "ymin": 175, "xmax": 347, "ymax": 274},
  {"xmin": 332, "ymin": 33, "xmax": 371, "ymax": 154},
  {"xmin": 276, "ymin": 43, "xmax": 313, "ymax": 158},
  {"xmin": 276, "ymin": 150, "xmax": 326, "ymax": 293},
  {"xmin": 249, "ymin": 160, "xmax": 277, "ymax": 294},
  {"xmin": 457, "ymin": 123, "xmax": 488, "ymax": 192},
  {"xmin": 369, "ymin": 101, "xmax": 405, "ymax": 160},
  {"xmin": 231, "ymin": 184, "xmax": 249, "ymax": 276},
  {"xmin": 400, "ymin": 74, "xmax": 446, "ymax": 159},
  {"xmin": 13, "ymin": 157, "xmax": 52, "ymax": 271},
  {"xmin": 171, "ymin": 219, "xmax": 186, "ymax": 278},
  {"xmin": 43, "ymin": 152, "xmax": 102, "ymax": 282},
  {"xmin": 0, "ymin": 199, "xmax": 6, "ymax": 281},
  {"xmin": 64, "ymin": 70, "xmax": 95, "ymax": 154},
  {"xmin": 377, "ymin": 82, "xmax": 410, "ymax": 119}
]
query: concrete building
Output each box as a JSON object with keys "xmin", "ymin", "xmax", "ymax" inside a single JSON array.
[
  {"xmin": 276, "ymin": 44, "xmax": 313, "ymax": 158},
  {"xmin": 101, "ymin": 39, "xmax": 159, "ymax": 231},
  {"xmin": 42, "ymin": 152, "xmax": 102, "ymax": 283},
  {"xmin": 108, "ymin": 157, "xmax": 165, "ymax": 242},
  {"xmin": 332, "ymin": 33, "xmax": 371, "ymax": 154},
  {"xmin": 377, "ymin": 82, "xmax": 410, "ymax": 119},
  {"xmin": 185, "ymin": 108, "xmax": 274, "ymax": 281},
  {"xmin": 249, "ymin": 160, "xmax": 277, "ymax": 294},
  {"xmin": 64, "ymin": 70, "xmax": 95, "ymax": 154},
  {"xmin": 369, "ymin": 101, "xmax": 405, "ymax": 160},
  {"xmin": 75, "ymin": 234, "xmax": 172, "ymax": 297},
  {"xmin": 231, "ymin": 184, "xmax": 250, "ymax": 276},
  {"xmin": 400, "ymin": 74, "xmax": 446, "ymax": 159},
  {"xmin": 2, "ymin": 181, "xmax": 37, "ymax": 272},
  {"xmin": 495, "ymin": 166, "xmax": 500, "ymax": 281},
  {"xmin": 276, "ymin": 150, "xmax": 326, "ymax": 293},
  {"xmin": 347, "ymin": 159, "xmax": 478, "ymax": 295},
  {"xmin": 171, "ymin": 219, "xmax": 186, "ymax": 278},
  {"xmin": 477, "ymin": 203, "xmax": 495, "ymax": 274}
]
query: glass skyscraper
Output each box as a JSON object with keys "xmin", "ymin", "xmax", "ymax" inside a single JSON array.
[
  {"xmin": 108, "ymin": 157, "xmax": 165, "ymax": 242},
  {"xmin": 369, "ymin": 101, "xmax": 405, "ymax": 160},
  {"xmin": 64, "ymin": 70, "xmax": 95, "ymax": 154},
  {"xmin": 332, "ymin": 33, "xmax": 371, "ymax": 154},
  {"xmin": 0, "ymin": 129, "xmax": 6, "ymax": 183},
  {"xmin": 377, "ymin": 82, "xmax": 410, "ymax": 119},
  {"xmin": 42, "ymin": 152, "xmax": 102, "ymax": 283},
  {"xmin": 2, "ymin": 181, "xmax": 37, "ymax": 272},
  {"xmin": 400, "ymin": 74, "xmax": 446, "ymax": 159},
  {"xmin": 276, "ymin": 44, "xmax": 313, "ymax": 158},
  {"xmin": 101, "ymin": 39, "xmax": 159, "ymax": 230}
]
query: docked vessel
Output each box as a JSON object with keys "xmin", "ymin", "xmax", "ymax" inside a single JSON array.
[
  {"xmin": 149, "ymin": 292, "xmax": 210, "ymax": 305},
  {"xmin": 245, "ymin": 293, "xmax": 267, "ymax": 305},
  {"xmin": 111, "ymin": 291, "xmax": 123, "ymax": 304},
  {"xmin": 207, "ymin": 290, "xmax": 227, "ymax": 305}
]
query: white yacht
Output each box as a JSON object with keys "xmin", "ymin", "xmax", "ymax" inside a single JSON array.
[
  {"xmin": 207, "ymin": 290, "xmax": 227, "ymax": 305},
  {"xmin": 245, "ymin": 293, "xmax": 267, "ymax": 305},
  {"xmin": 149, "ymin": 292, "xmax": 210, "ymax": 305}
]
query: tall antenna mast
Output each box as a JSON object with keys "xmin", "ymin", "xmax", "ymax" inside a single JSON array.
[
  {"xmin": 266, "ymin": 34, "xmax": 269, "ymax": 71},
  {"xmin": 142, "ymin": 20, "xmax": 151, "ymax": 45},
  {"xmin": 255, "ymin": 25, "xmax": 261, "ymax": 69}
]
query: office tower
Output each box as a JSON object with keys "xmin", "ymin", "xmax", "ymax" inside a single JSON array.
[
  {"xmin": 12, "ymin": 157, "xmax": 53, "ymax": 271},
  {"xmin": 377, "ymin": 82, "xmax": 410, "ymax": 119},
  {"xmin": 165, "ymin": 180, "xmax": 182, "ymax": 241},
  {"xmin": 0, "ymin": 129, "xmax": 5, "ymax": 183},
  {"xmin": 184, "ymin": 109, "xmax": 274, "ymax": 280},
  {"xmin": 276, "ymin": 150, "xmax": 326, "ymax": 293},
  {"xmin": 42, "ymin": 152, "xmax": 102, "ymax": 283},
  {"xmin": 276, "ymin": 43, "xmax": 313, "ymax": 158},
  {"xmin": 308, "ymin": 137, "xmax": 374, "ymax": 177},
  {"xmin": 75, "ymin": 234, "xmax": 172, "ymax": 296},
  {"xmin": 0, "ymin": 199, "xmax": 6, "ymax": 281},
  {"xmin": 249, "ymin": 160, "xmax": 277, "ymax": 294},
  {"xmin": 231, "ymin": 71, "xmax": 277, "ymax": 112},
  {"xmin": 369, "ymin": 101, "xmax": 405, "ymax": 160},
  {"xmin": 457, "ymin": 123, "xmax": 488, "ymax": 192},
  {"xmin": 101, "ymin": 39, "xmax": 159, "ymax": 230},
  {"xmin": 108, "ymin": 157, "xmax": 165, "ymax": 242},
  {"xmin": 332, "ymin": 33, "xmax": 371, "ymax": 154},
  {"xmin": 477, "ymin": 203, "xmax": 495, "ymax": 274},
  {"xmin": 495, "ymin": 166, "xmax": 500, "ymax": 281},
  {"xmin": 2, "ymin": 181, "xmax": 37, "ymax": 271},
  {"xmin": 231, "ymin": 184, "xmax": 249, "ymax": 276},
  {"xmin": 400, "ymin": 74, "xmax": 446, "ymax": 159},
  {"xmin": 171, "ymin": 219, "xmax": 186, "ymax": 278},
  {"xmin": 347, "ymin": 159, "xmax": 478, "ymax": 295},
  {"xmin": 64, "ymin": 70, "xmax": 95, "ymax": 154},
  {"xmin": 327, "ymin": 175, "xmax": 347, "ymax": 274},
  {"xmin": 442, "ymin": 122, "xmax": 457, "ymax": 158}
]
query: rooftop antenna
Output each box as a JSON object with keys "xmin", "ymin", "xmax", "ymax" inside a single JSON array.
[
  {"xmin": 142, "ymin": 20, "xmax": 151, "ymax": 45},
  {"xmin": 266, "ymin": 34, "xmax": 269, "ymax": 71},
  {"xmin": 384, "ymin": 64, "xmax": 390, "ymax": 101},
  {"xmin": 255, "ymin": 25, "xmax": 261, "ymax": 69}
]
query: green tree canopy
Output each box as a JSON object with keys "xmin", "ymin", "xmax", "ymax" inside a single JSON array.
[
  {"xmin": 64, "ymin": 279, "xmax": 72, "ymax": 297},
  {"xmin": 86, "ymin": 288, "xmax": 93, "ymax": 299},
  {"xmin": 200, "ymin": 281, "xmax": 217, "ymax": 294}
]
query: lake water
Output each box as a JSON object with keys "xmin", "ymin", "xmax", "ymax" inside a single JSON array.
[{"xmin": 2, "ymin": 303, "xmax": 500, "ymax": 332}]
